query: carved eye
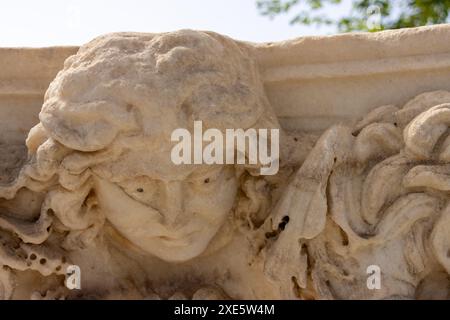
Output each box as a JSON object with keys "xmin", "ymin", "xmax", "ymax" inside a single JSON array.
[
  {"xmin": 117, "ymin": 177, "xmax": 159, "ymax": 206},
  {"xmin": 188, "ymin": 166, "xmax": 223, "ymax": 186}
]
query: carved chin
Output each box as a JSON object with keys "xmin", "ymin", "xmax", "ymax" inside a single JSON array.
[{"xmin": 93, "ymin": 177, "xmax": 219, "ymax": 262}]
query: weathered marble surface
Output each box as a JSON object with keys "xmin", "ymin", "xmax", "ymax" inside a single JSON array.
[{"xmin": 0, "ymin": 25, "xmax": 450, "ymax": 299}]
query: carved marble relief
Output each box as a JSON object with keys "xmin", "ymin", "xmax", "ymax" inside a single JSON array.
[{"xmin": 0, "ymin": 29, "xmax": 449, "ymax": 300}]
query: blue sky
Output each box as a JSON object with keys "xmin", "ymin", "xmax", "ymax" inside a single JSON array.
[{"xmin": 0, "ymin": 0, "xmax": 352, "ymax": 47}]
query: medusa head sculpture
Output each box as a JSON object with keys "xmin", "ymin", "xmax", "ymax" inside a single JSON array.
[
  {"xmin": 0, "ymin": 30, "xmax": 286, "ymax": 298},
  {"xmin": 1, "ymin": 29, "xmax": 448, "ymax": 300}
]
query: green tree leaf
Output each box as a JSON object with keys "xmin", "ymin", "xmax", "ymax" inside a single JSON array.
[{"xmin": 256, "ymin": 0, "xmax": 450, "ymax": 32}]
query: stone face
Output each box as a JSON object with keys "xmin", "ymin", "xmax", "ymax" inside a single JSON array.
[{"xmin": 0, "ymin": 26, "xmax": 450, "ymax": 299}]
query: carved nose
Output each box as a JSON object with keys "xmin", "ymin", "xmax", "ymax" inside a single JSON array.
[{"xmin": 159, "ymin": 181, "xmax": 184, "ymax": 226}]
